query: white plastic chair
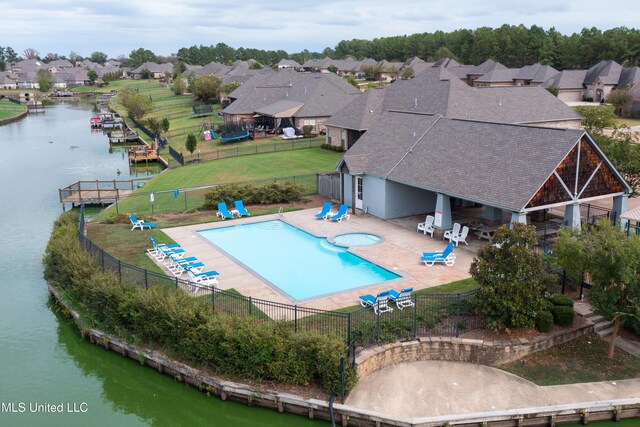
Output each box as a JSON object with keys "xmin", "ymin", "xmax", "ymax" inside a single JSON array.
[
  {"xmin": 443, "ymin": 223, "xmax": 461, "ymax": 242},
  {"xmin": 417, "ymin": 215, "xmax": 435, "ymax": 237},
  {"xmin": 452, "ymin": 226, "xmax": 469, "ymax": 246}
]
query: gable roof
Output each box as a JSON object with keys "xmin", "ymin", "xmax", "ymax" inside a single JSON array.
[
  {"xmin": 278, "ymin": 59, "xmax": 301, "ymax": 68},
  {"xmin": 515, "ymin": 63, "xmax": 559, "ymax": 83},
  {"xmin": 474, "ymin": 68, "xmax": 519, "ymax": 83},
  {"xmin": 341, "ymin": 111, "xmax": 626, "ymax": 212}
]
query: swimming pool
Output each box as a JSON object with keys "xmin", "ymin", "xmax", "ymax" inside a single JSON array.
[{"xmin": 198, "ymin": 220, "xmax": 400, "ymax": 300}]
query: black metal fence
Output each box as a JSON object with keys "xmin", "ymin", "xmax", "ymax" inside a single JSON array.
[
  {"xmin": 168, "ymin": 145, "xmax": 184, "ymax": 165},
  {"xmin": 77, "ymin": 207, "xmax": 485, "ymax": 357}
]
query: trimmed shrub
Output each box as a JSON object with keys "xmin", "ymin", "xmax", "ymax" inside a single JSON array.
[
  {"xmin": 204, "ymin": 181, "xmax": 303, "ymax": 207},
  {"xmin": 536, "ymin": 311, "xmax": 554, "ymax": 333},
  {"xmin": 551, "ymin": 305, "xmax": 575, "ymax": 327},
  {"xmin": 550, "ymin": 294, "xmax": 574, "ymax": 308}
]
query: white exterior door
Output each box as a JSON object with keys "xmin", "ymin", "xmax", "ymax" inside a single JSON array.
[{"xmin": 355, "ymin": 176, "xmax": 363, "ymax": 210}]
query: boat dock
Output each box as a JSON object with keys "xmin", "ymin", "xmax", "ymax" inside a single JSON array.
[
  {"xmin": 128, "ymin": 146, "xmax": 159, "ymax": 163},
  {"xmin": 59, "ymin": 179, "xmax": 143, "ymax": 209}
]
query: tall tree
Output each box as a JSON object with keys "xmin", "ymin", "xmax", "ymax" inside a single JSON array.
[
  {"xmin": 192, "ymin": 75, "xmax": 222, "ymax": 102},
  {"xmin": 554, "ymin": 221, "xmax": 640, "ymax": 357},
  {"xmin": 470, "ymin": 223, "xmax": 547, "ymax": 330},
  {"xmin": 128, "ymin": 48, "xmax": 157, "ymax": 69},
  {"xmin": 89, "ymin": 51, "xmax": 108, "ymax": 65}
]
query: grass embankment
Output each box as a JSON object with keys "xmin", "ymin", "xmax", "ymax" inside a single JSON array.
[
  {"xmin": 499, "ymin": 333, "xmax": 640, "ymax": 385},
  {"xmin": 0, "ymin": 99, "xmax": 27, "ymax": 120},
  {"xmin": 95, "ymin": 148, "xmax": 342, "ymax": 218}
]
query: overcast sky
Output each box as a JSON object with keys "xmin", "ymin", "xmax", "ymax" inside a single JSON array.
[{"xmin": 2, "ymin": 0, "xmax": 639, "ymax": 59}]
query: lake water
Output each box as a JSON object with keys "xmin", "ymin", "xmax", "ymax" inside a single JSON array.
[{"xmin": 0, "ymin": 104, "xmax": 323, "ymax": 426}]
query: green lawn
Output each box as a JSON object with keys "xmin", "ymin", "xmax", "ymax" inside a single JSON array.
[
  {"xmin": 0, "ymin": 99, "xmax": 27, "ymax": 120},
  {"xmin": 96, "ymin": 148, "xmax": 341, "ymax": 218},
  {"xmin": 499, "ymin": 333, "xmax": 640, "ymax": 385},
  {"xmin": 615, "ymin": 118, "xmax": 640, "ymax": 128}
]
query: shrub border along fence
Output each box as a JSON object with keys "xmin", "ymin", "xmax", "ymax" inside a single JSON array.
[
  {"xmin": 109, "ymin": 173, "xmax": 319, "ymax": 215},
  {"xmin": 78, "ymin": 206, "xmax": 484, "ymax": 398},
  {"xmin": 49, "ymin": 284, "xmax": 640, "ymax": 427}
]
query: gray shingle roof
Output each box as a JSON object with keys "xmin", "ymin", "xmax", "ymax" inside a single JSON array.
[
  {"xmin": 324, "ymin": 87, "xmax": 386, "ymax": 130},
  {"xmin": 329, "ymin": 66, "xmax": 580, "ymax": 131},
  {"xmin": 223, "ymin": 71, "xmax": 359, "ymax": 118},
  {"xmin": 585, "ymin": 60, "xmax": 623, "ymax": 85},
  {"xmin": 343, "ymin": 111, "xmax": 589, "ymax": 211},
  {"xmin": 618, "ymin": 67, "xmax": 640, "ymax": 89},
  {"xmin": 516, "ymin": 63, "xmax": 559, "ymax": 83},
  {"xmin": 278, "ymin": 59, "xmax": 301, "ymax": 67},
  {"xmin": 544, "ymin": 69, "xmax": 587, "ymax": 89},
  {"xmin": 475, "ymin": 68, "xmax": 519, "ymax": 83}
]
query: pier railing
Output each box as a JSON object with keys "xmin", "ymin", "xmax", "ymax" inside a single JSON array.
[{"xmin": 59, "ymin": 179, "xmax": 151, "ymax": 206}]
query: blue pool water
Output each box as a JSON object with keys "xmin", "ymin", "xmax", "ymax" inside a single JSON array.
[{"xmin": 198, "ymin": 220, "xmax": 400, "ymax": 300}]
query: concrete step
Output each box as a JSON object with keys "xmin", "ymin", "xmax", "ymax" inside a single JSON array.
[
  {"xmin": 594, "ymin": 321, "xmax": 614, "ymax": 332},
  {"xmin": 598, "ymin": 327, "xmax": 614, "ymax": 338},
  {"xmin": 589, "ymin": 314, "xmax": 607, "ymax": 323}
]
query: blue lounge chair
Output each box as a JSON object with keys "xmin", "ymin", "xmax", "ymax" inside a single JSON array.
[
  {"xmin": 233, "ymin": 200, "xmax": 251, "ymax": 217},
  {"xmin": 315, "ymin": 202, "xmax": 333, "ymax": 219},
  {"xmin": 130, "ymin": 213, "xmax": 156, "ymax": 230},
  {"xmin": 216, "ymin": 202, "xmax": 234, "ymax": 220},
  {"xmin": 421, "ymin": 242, "xmax": 456, "ymax": 267},
  {"xmin": 388, "ymin": 288, "xmax": 415, "ymax": 310},
  {"xmin": 328, "ymin": 204, "xmax": 350, "ymax": 222},
  {"xmin": 359, "ymin": 291, "xmax": 393, "ymax": 315},
  {"xmin": 187, "ymin": 267, "xmax": 219, "ymax": 292},
  {"xmin": 151, "ymin": 244, "xmax": 185, "ymax": 262},
  {"xmin": 147, "ymin": 236, "xmax": 180, "ymax": 258}
]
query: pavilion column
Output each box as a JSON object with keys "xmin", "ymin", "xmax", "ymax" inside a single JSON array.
[
  {"xmin": 510, "ymin": 212, "xmax": 528, "ymax": 228},
  {"xmin": 564, "ymin": 202, "xmax": 582, "ymax": 229},
  {"xmin": 612, "ymin": 194, "xmax": 628, "ymax": 225},
  {"xmin": 484, "ymin": 206, "xmax": 503, "ymax": 222},
  {"xmin": 351, "ymin": 175, "xmax": 356, "ymax": 214},
  {"xmin": 434, "ymin": 193, "xmax": 452, "ymax": 229}
]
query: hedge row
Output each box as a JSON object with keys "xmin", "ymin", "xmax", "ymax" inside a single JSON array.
[
  {"xmin": 204, "ymin": 181, "xmax": 304, "ymax": 207},
  {"xmin": 44, "ymin": 212, "xmax": 356, "ymax": 395}
]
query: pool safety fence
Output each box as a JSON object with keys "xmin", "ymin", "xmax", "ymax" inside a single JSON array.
[
  {"xmin": 109, "ymin": 173, "xmax": 319, "ymax": 215},
  {"xmin": 77, "ymin": 206, "xmax": 485, "ymax": 356}
]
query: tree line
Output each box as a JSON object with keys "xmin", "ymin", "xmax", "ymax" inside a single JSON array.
[{"xmin": 3, "ymin": 24, "xmax": 640, "ymax": 71}]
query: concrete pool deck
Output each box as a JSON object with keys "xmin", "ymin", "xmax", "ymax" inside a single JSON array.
[{"xmin": 159, "ymin": 207, "xmax": 480, "ymax": 311}]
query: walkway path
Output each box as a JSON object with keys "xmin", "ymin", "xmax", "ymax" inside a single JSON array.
[
  {"xmin": 575, "ymin": 302, "xmax": 640, "ymax": 357},
  {"xmin": 346, "ymin": 360, "xmax": 640, "ymax": 418}
]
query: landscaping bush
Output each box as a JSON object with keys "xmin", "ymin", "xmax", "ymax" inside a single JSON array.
[
  {"xmin": 44, "ymin": 211, "xmax": 356, "ymax": 396},
  {"xmin": 551, "ymin": 305, "xmax": 575, "ymax": 327},
  {"xmin": 204, "ymin": 181, "xmax": 304, "ymax": 207},
  {"xmin": 536, "ymin": 311, "xmax": 554, "ymax": 333},
  {"xmin": 550, "ymin": 294, "xmax": 574, "ymax": 308}
]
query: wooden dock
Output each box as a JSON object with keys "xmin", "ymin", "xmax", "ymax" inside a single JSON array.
[
  {"xmin": 128, "ymin": 146, "xmax": 159, "ymax": 163},
  {"xmin": 59, "ymin": 180, "xmax": 140, "ymax": 208}
]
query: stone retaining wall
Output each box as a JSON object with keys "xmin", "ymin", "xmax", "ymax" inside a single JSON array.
[
  {"xmin": 49, "ymin": 284, "xmax": 640, "ymax": 427},
  {"xmin": 0, "ymin": 110, "xmax": 28, "ymax": 126},
  {"xmin": 356, "ymin": 323, "xmax": 594, "ymax": 379}
]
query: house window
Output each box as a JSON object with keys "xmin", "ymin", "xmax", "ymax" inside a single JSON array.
[
  {"xmin": 341, "ymin": 130, "xmax": 347, "ymax": 148},
  {"xmin": 327, "ymin": 128, "xmax": 332, "ymax": 145},
  {"xmin": 303, "ymin": 119, "xmax": 316, "ymax": 127}
]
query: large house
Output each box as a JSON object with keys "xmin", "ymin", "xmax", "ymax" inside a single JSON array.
[
  {"xmin": 337, "ymin": 110, "xmax": 631, "ymax": 228},
  {"xmin": 130, "ymin": 62, "xmax": 173, "ymax": 79},
  {"xmin": 324, "ymin": 65, "xmax": 582, "ymax": 150},
  {"xmin": 544, "ymin": 60, "xmax": 640, "ymax": 108},
  {"xmin": 222, "ymin": 70, "xmax": 360, "ymax": 133}
]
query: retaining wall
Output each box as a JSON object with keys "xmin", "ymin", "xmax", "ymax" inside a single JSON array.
[
  {"xmin": 48, "ymin": 284, "xmax": 640, "ymax": 427},
  {"xmin": 0, "ymin": 110, "xmax": 28, "ymax": 126}
]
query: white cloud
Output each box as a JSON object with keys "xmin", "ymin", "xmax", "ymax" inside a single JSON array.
[{"xmin": 1, "ymin": 0, "xmax": 639, "ymax": 58}]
